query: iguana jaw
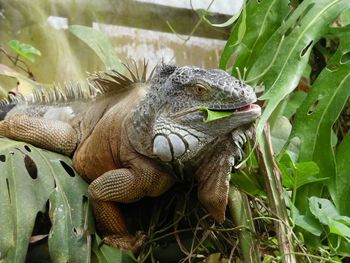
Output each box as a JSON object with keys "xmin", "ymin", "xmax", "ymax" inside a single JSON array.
[{"xmin": 230, "ymin": 103, "xmax": 261, "ymax": 114}]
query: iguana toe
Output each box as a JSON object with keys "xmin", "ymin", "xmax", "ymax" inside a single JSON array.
[{"xmin": 101, "ymin": 231, "xmax": 146, "ymax": 253}]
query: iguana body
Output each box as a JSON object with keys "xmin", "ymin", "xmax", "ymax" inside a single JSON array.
[{"xmin": 0, "ymin": 64, "xmax": 261, "ymax": 251}]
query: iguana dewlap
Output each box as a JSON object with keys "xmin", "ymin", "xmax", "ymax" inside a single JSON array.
[{"xmin": 0, "ymin": 63, "xmax": 261, "ymax": 251}]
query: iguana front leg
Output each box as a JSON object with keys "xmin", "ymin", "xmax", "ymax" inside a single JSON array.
[
  {"xmin": 196, "ymin": 131, "xmax": 244, "ymax": 223},
  {"xmin": 0, "ymin": 114, "xmax": 78, "ymax": 155},
  {"xmin": 88, "ymin": 159, "xmax": 174, "ymax": 251}
]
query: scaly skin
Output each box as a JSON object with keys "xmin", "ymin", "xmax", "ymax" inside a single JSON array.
[{"xmin": 0, "ymin": 63, "xmax": 261, "ymax": 252}]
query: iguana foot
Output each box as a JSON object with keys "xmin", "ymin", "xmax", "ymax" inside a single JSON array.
[{"xmin": 101, "ymin": 231, "xmax": 146, "ymax": 253}]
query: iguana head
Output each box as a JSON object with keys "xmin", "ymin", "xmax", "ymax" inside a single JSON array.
[{"xmin": 139, "ymin": 64, "xmax": 261, "ymax": 162}]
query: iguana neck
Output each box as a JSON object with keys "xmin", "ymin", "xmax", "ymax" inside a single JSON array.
[{"xmin": 127, "ymin": 89, "xmax": 161, "ymax": 158}]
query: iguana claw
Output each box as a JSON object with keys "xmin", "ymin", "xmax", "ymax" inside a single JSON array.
[{"xmin": 101, "ymin": 231, "xmax": 146, "ymax": 253}]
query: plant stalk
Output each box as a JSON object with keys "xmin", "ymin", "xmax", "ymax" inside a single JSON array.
[
  {"xmin": 228, "ymin": 186, "xmax": 260, "ymax": 263},
  {"xmin": 257, "ymin": 125, "xmax": 296, "ymax": 263}
]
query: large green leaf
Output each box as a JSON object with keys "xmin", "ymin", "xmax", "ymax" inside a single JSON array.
[
  {"xmin": 335, "ymin": 132, "xmax": 350, "ymax": 216},
  {"xmin": 69, "ymin": 25, "xmax": 124, "ymax": 72},
  {"xmin": 292, "ymin": 205, "xmax": 322, "ymax": 236},
  {"xmin": 219, "ymin": 0, "xmax": 290, "ymax": 73},
  {"xmin": 0, "ymin": 137, "xmax": 91, "ymax": 262},
  {"xmin": 248, "ymin": 0, "xmax": 350, "ymax": 138},
  {"xmin": 289, "ymin": 35, "xmax": 350, "ymax": 211}
]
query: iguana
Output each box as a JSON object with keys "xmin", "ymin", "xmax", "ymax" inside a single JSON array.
[{"xmin": 0, "ymin": 63, "xmax": 261, "ymax": 252}]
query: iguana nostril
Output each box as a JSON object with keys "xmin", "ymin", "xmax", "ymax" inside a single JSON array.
[{"xmin": 0, "ymin": 154, "xmax": 5, "ymax": 162}]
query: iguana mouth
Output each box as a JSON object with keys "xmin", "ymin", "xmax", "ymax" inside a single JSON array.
[
  {"xmin": 235, "ymin": 103, "xmax": 260, "ymax": 113},
  {"xmin": 208, "ymin": 103, "xmax": 260, "ymax": 113}
]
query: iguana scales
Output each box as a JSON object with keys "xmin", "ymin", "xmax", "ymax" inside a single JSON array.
[{"xmin": 0, "ymin": 63, "xmax": 261, "ymax": 251}]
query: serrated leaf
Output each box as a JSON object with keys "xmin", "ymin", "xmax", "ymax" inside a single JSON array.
[
  {"xmin": 8, "ymin": 40, "xmax": 41, "ymax": 63},
  {"xmin": 0, "ymin": 138, "xmax": 92, "ymax": 262},
  {"xmin": 199, "ymin": 106, "xmax": 234, "ymax": 122},
  {"xmin": 69, "ymin": 25, "xmax": 124, "ymax": 72}
]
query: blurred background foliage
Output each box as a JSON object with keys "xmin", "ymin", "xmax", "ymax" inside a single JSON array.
[{"xmin": 0, "ymin": 0, "xmax": 234, "ymax": 94}]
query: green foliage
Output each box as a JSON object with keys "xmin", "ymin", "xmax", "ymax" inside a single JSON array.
[
  {"xmin": 335, "ymin": 132, "xmax": 350, "ymax": 216},
  {"xmin": 92, "ymin": 235, "xmax": 136, "ymax": 263},
  {"xmin": 251, "ymin": 0, "xmax": 350, "ymax": 138},
  {"xmin": 220, "ymin": 0, "xmax": 290, "ymax": 74},
  {"xmin": 8, "ymin": 40, "xmax": 41, "ymax": 63},
  {"xmin": 309, "ymin": 197, "xmax": 350, "ymax": 241},
  {"xmin": 0, "ymin": 138, "xmax": 90, "ymax": 262},
  {"xmin": 223, "ymin": 0, "xmax": 350, "ymax": 259},
  {"xmin": 0, "ymin": 138, "xmax": 133, "ymax": 262},
  {"xmin": 69, "ymin": 25, "xmax": 124, "ymax": 72}
]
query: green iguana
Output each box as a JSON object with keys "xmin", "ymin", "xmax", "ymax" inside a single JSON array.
[{"xmin": 0, "ymin": 63, "xmax": 261, "ymax": 252}]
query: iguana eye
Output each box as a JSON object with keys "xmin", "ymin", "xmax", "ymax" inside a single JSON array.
[{"xmin": 192, "ymin": 84, "xmax": 209, "ymax": 95}]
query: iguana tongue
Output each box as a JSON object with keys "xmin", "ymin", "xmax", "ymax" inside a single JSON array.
[{"xmin": 236, "ymin": 104, "xmax": 260, "ymax": 112}]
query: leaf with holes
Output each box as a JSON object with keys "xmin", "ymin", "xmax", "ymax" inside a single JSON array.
[
  {"xmin": 247, "ymin": 0, "xmax": 350, "ymax": 138},
  {"xmin": 309, "ymin": 197, "xmax": 350, "ymax": 241},
  {"xmin": 0, "ymin": 137, "xmax": 92, "ymax": 262},
  {"xmin": 219, "ymin": 0, "xmax": 290, "ymax": 73},
  {"xmin": 290, "ymin": 36, "xmax": 350, "ymax": 212}
]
